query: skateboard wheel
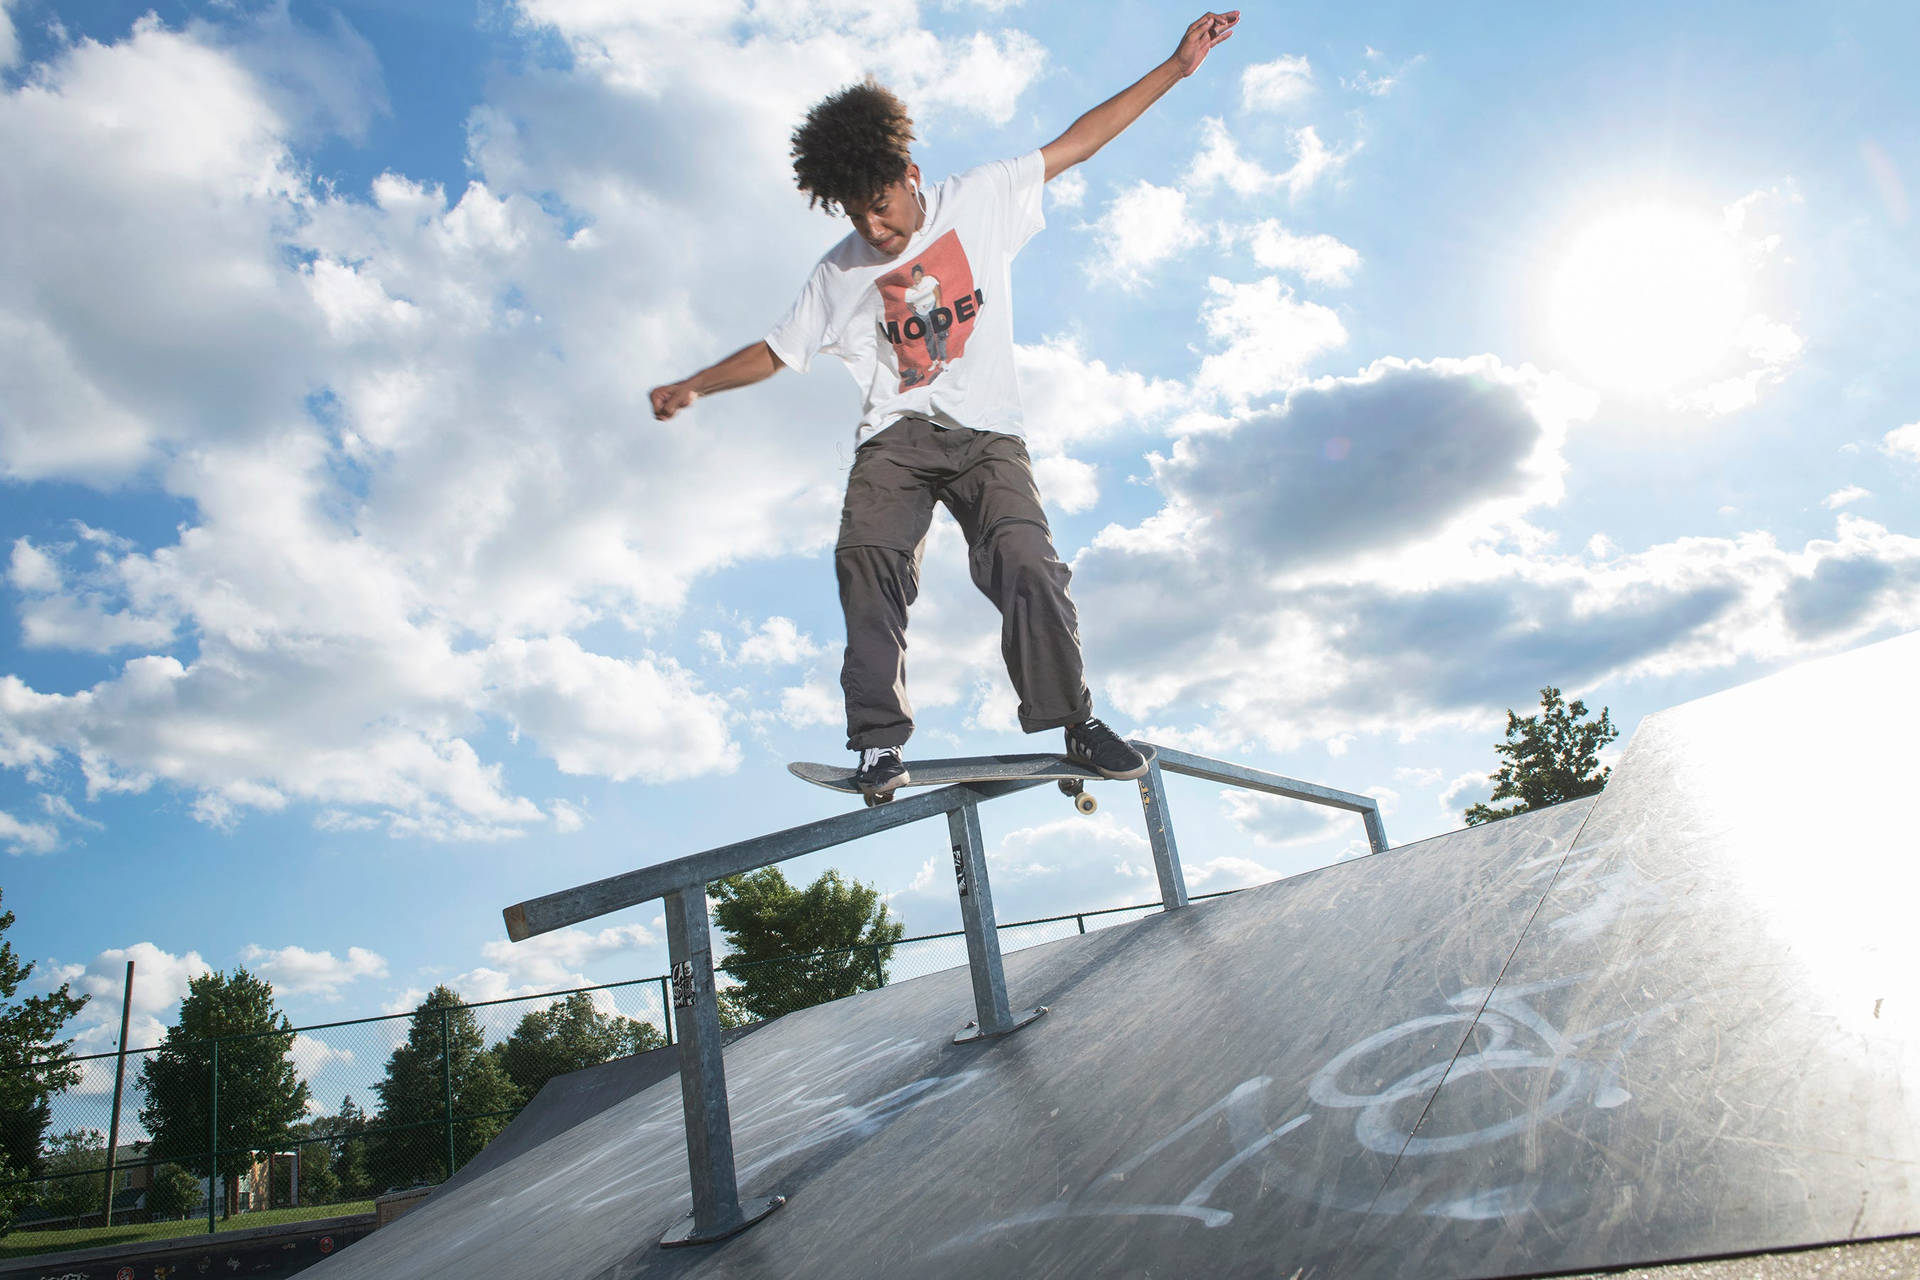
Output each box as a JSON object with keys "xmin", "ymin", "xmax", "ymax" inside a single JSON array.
[{"xmin": 1074, "ymin": 793, "xmax": 1097, "ymax": 816}]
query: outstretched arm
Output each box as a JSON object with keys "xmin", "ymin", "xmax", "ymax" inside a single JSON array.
[
  {"xmin": 1040, "ymin": 10, "xmax": 1239, "ymax": 182},
  {"xmin": 650, "ymin": 341, "xmax": 781, "ymax": 421}
]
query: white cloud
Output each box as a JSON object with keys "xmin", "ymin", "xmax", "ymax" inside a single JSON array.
[
  {"xmin": 1069, "ymin": 344, "xmax": 1920, "ymax": 756},
  {"xmin": 1668, "ymin": 314, "xmax": 1805, "ymax": 417},
  {"xmin": 1084, "ymin": 181, "xmax": 1208, "ymax": 289},
  {"xmin": 550, "ymin": 798, "xmax": 587, "ymax": 833},
  {"xmin": 734, "ymin": 617, "xmax": 827, "ymax": 667},
  {"xmin": 1192, "ymin": 275, "xmax": 1348, "ymax": 403},
  {"xmin": 1219, "ymin": 789, "xmax": 1346, "ymax": 848},
  {"xmin": 1184, "ymin": 118, "xmax": 1348, "ymax": 201},
  {"xmin": 0, "ymin": 808, "xmax": 58, "ymax": 855},
  {"xmin": 3, "ymin": 3, "xmax": 1061, "ymax": 842},
  {"xmin": 1240, "ymin": 55, "xmax": 1313, "ymax": 112},
  {"xmin": 779, "ymin": 680, "xmax": 842, "ymax": 729},
  {"xmin": 1342, "ymin": 49, "xmax": 1421, "ymax": 96},
  {"xmin": 1823, "ymin": 486, "xmax": 1869, "ymax": 510},
  {"xmin": 238, "ymin": 944, "xmax": 389, "ymax": 999},
  {"xmin": 1247, "ymin": 220, "xmax": 1361, "ymax": 286},
  {"xmin": 1013, "ymin": 335, "xmax": 1187, "ymax": 452},
  {"xmin": 59, "ymin": 942, "xmax": 214, "ymax": 1060},
  {"xmin": 1032, "ymin": 455, "xmax": 1099, "ymax": 515},
  {"xmin": 1884, "ymin": 421, "xmax": 1920, "ymax": 463},
  {"xmin": 1047, "ymin": 169, "xmax": 1086, "ymax": 209},
  {"xmin": 487, "ymin": 638, "xmax": 738, "ymax": 782},
  {"xmin": 0, "ymin": 0, "xmax": 17, "ymax": 71},
  {"xmin": 9, "ymin": 537, "xmax": 178, "ymax": 653},
  {"xmin": 290, "ymin": 1033, "xmax": 355, "ymax": 1078},
  {"xmin": 472, "ymin": 921, "xmax": 660, "ymax": 996}
]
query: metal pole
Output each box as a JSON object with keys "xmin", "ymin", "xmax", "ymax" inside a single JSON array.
[
  {"xmin": 102, "ymin": 959, "xmax": 134, "ymax": 1227},
  {"xmin": 1362, "ymin": 804, "xmax": 1390, "ymax": 855},
  {"xmin": 440, "ymin": 1005, "xmax": 456, "ymax": 1180},
  {"xmin": 1076, "ymin": 914, "xmax": 1086, "ymax": 935},
  {"xmin": 658, "ymin": 887, "xmax": 782, "ymax": 1247},
  {"xmin": 948, "ymin": 801, "xmax": 1042, "ymax": 1043},
  {"xmin": 208, "ymin": 1038, "xmax": 219, "ymax": 1233},
  {"xmin": 659, "ymin": 975, "xmax": 674, "ymax": 1046},
  {"xmin": 1136, "ymin": 760, "xmax": 1189, "ymax": 910},
  {"xmin": 870, "ymin": 944, "xmax": 886, "ymax": 988}
]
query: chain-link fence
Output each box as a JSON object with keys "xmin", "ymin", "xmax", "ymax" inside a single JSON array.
[{"xmin": 1, "ymin": 889, "xmax": 1237, "ymax": 1252}]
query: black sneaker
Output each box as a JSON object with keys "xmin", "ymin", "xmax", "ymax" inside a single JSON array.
[
  {"xmin": 1064, "ymin": 718, "xmax": 1147, "ymax": 780},
  {"xmin": 854, "ymin": 747, "xmax": 909, "ymax": 797}
]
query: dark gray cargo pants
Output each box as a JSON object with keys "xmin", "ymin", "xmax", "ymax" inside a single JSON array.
[{"xmin": 836, "ymin": 416, "xmax": 1092, "ymax": 750}]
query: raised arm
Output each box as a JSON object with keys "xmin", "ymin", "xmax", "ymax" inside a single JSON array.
[
  {"xmin": 650, "ymin": 340, "xmax": 782, "ymax": 421},
  {"xmin": 1040, "ymin": 10, "xmax": 1239, "ymax": 182}
]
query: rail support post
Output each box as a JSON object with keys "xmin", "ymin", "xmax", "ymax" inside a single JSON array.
[
  {"xmin": 659, "ymin": 887, "xmax": 783, "ymax": 1247},
  {"xmin": 1137, "ymin": 759, "xmax": 1189, "ymax": 911},
  {"xmin": 948, "ymin": 799, "xmax": 1044, "ymax": 1043}
]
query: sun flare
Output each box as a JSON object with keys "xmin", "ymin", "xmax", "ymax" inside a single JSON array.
[{"xmin": 1549, "ymin": 204, "xmax": 1751, "ymax": 396}]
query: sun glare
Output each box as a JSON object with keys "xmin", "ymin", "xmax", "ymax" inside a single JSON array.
[{"xmin": 1549, "ymin": 204, "xmax": 1750, "ymax": 396}]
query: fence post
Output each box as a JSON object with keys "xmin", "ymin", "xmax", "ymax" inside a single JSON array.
[
  {"xmin": 440, "ymin": 1005, "xmax": 456, "ymax": 1180},
  {"xmin": 869, "ymin": 944, "xmax": 886, "ymax": 988},
  {"xmin": 1076, "ymin": 914, "xmax": 1086, "ymax": 935},
  {"xmin": 207, "ymin": 1037, "xmax": 219, "ymax": 1233},
  {"xmin": 659, "ymin": 975, "xmax": 674, "ymax": 1045}
]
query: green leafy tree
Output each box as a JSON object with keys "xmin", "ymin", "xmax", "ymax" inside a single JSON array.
[
  {"xmin": 712, "ymin": 868, "xmax": 904, "ymax": 1021},
  {"xmin": 326, "ymin": 1095, "xmax": 374, "ymax": 1199},
  {"xmin": 33, "ymin": 1128, "xmax": 106, "ymax": 1224},
  {"xmin": 0, "ymin": 1152, "xmax": 27, "ymax": 1236},
  {"xmin": 145, "ymin": 1162, "xmax": 203, "ymax": 1219},
  {"xmin": 367, "ymin": 987, "xmax": 520, "ymax": 1191},
  {"xmin": 0, "ymin": 888, "xmax": 89, "ymax": 1182},
  {"xmin": 493, "ymin": 993, "xmax": 664, "ymax": 1102},
  {"xmin": 1465, "ymin": 686, "xmax": 1620, "ymax": 826},
  {"xmin": 135, "ymin": 969, "xmax": 311, "ymax": 1217}
]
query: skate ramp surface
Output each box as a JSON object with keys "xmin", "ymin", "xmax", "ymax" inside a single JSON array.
[{"xmin": 308, "ymin": 630, "xmax": 1920, "ymax": 1280}]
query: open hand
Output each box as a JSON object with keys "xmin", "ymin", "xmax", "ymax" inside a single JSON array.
[
  {"xmin": 1173, "ymin": 10, "xmax": 1239, "ymax": 78},
  {"xmin": 650, "ymin": 381, "xmax": 696, "ymax": 421}
]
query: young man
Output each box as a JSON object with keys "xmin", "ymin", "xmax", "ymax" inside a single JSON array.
[{"xmin": 651, "ymin": 11, "xmax": 1240, "ymax": 799}]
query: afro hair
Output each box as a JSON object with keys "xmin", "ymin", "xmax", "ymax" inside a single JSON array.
[{"xmin": 790, "ymin": 79, "xmax": 916, "ymax": 216}]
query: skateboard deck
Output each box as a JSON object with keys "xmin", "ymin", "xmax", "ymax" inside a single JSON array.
[{"xmin": 788, "ymin": 746, "xmax": 1155, "ymax": 813}]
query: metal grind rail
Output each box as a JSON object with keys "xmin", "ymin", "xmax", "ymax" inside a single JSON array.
[{"xmin": 500, "ymin": 744, "xmax": 1386, "ymax": 1247}]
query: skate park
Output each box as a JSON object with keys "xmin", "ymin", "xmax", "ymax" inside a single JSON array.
[{"xmin": 289, "ymin": 630, "xmax": 1920, "ymax": 1279}]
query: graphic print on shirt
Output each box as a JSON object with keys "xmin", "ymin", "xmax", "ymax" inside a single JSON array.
[{"xmin": 876, "ymin": 230, "xmax": 984, "ymax": 392}]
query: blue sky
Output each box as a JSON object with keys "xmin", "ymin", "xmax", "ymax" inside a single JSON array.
[{"xmin": 1, "ymin": 0, "xmax": 1916, "ymax": 1114}]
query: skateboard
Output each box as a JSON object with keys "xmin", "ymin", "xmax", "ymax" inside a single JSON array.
[{"xmin": 788, "ymin": 746, "xmax": 1155, "ymax": 814}]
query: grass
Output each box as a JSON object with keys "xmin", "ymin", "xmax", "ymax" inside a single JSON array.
[{"xmin": 0, "ymin": 1200, "xmax": 375, "ymax": 1260}]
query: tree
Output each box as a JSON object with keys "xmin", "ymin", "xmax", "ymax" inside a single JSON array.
[
  {"xmin": 1465, "ymin": 686, "xmax": 1620, "ymax": 825},
  {"xmin": 0, "ymin": 888, "xmax": 89, "ymax": 1182},
  {"xmin": 33, "ymin": 1128, "xmax": 106, "ymax": 1224},
  {"xmin": 493, "ymin": 992, "xmax": 664, "ymax": 1102},
  {"xmin": 135, "ymin": 969, "xmax": 311, "ymax": 1217},
  {"xmin": 367, "ymin": 987, "xmax": 520, "ymax": 1191},
  {"xmin": 326, "ymin": 1095, "xmax": 374, "ymax": 1200},
  {"xmin": 145, "ymin": 1162, "xmax": 203, "ymax": 1219},
  {"xmin": 711, "ymin": 868, "xmax": 904, "ymax": 1021}
]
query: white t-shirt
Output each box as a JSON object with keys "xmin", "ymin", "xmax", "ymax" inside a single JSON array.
[{"xmin": 766, "ymin": 150, "xmax": 1047, "ymax": 445}]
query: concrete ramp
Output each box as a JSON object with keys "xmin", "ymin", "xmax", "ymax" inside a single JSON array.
[{"xmin": 309, "ymin": 631, "xmax": 1920, "ymax": 1280}]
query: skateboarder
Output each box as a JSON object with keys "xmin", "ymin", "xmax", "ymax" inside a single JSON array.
[{"xmin": 651, "ymin": 11, "xmax": 1240, "ymax": 798}]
